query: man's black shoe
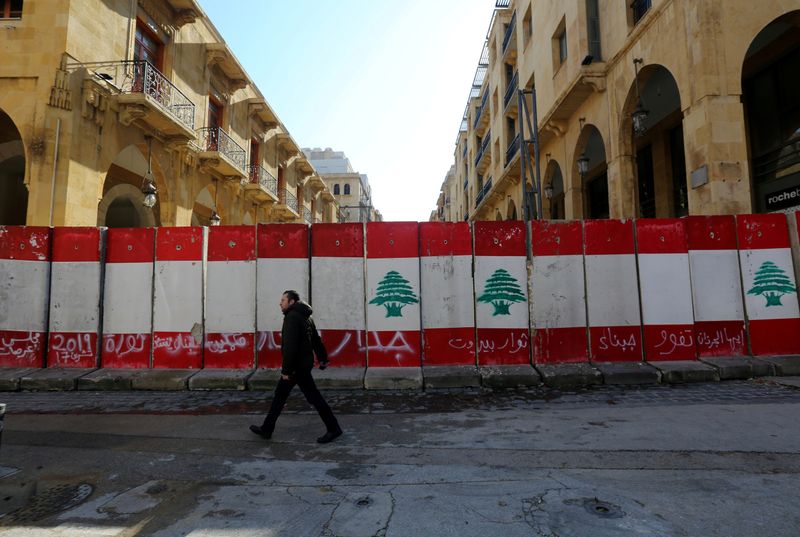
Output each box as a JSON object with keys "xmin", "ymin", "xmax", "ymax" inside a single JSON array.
[
  {"xmin": 249, "ymin": 425, "xmax": 272, "ymax": 439},
  {"xmin": 317, "ymin": 428, "xmax": 342, "ymax": 444}
]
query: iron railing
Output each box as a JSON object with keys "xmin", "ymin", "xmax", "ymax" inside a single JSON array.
[
  {"xmin": 303, "ymin": 208, "xmax": 312, "ymax": 224},
  {"xmin": 249, "ymin": 164, "xmax": 278, "ymax": 197},
  {"xmin": 502, "ymin": 11, "xmax": 517, "ymax": 53},
  {"xmin": 504, "ymin": 71, "xmax": 519, "ymax": 108},
  {"xmin": 197, "ymin": 127, "xmax": 247, "ymax": 172},
  {"xmin": 495, "ymin": 0, "xmax": 510, "ymax": 7},
  {"xmin": 463, "ymin": 177, "xmax": 469, "ymax": 190},
  {"xmin": 476, "ymin": 177, "xmax": 493, "ymax": 207},
  {"xmin": 463, "ymin": 143, "xmax": 468, "ymax": 159},
  {"xmin": 475, "ymin": 130, "xmax": 491, "ymax": 167},
  {"xmin": 631, "ymin": 0, "xmax": 652, "ymax": 24},
  {"xmin": 473, "ymin": 90, "xmax": 489, "ymax": 129},
  {"xmin": 279, "ymin": 187, "xmax": 299, "ymax": 213},
  {"xmin": 506, "ymin": 133, "xmax": 520, "ymax": 166}
]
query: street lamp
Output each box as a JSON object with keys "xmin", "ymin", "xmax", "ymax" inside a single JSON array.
[
  {"xmin": 141, "ymin": 135, "xmax": 157, "ymax": 208},
  {"xmin": 544, "ymin": 183, "xmax": 554, "ymax": 199},
  {"xmin": 210, "ymin": 178, "xmax": 221, "ymax": 226},
  {"xmin": 577, "ymin": 152, "xmax": 590, "ymax": 177},
  {"xmin": 632, "ymin": 58, "xmax": 649, "ymax": 137}
]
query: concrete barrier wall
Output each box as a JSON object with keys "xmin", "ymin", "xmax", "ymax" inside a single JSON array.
[{"xmin": 2, "ymin": 213, "xmax": 800, "ymax": 370}]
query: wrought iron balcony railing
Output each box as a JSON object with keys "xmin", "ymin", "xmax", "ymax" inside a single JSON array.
[
  {"xmin": 249, "ymin": 164, "xmax": 278, "ymax": 197},
  {"xmin": 473, "ymin": 90, "xmax": 489, "ymax": 129},
  {"xmin": 631, "ymin": 0, "xmax": 652, "ymax": 24},
  {"xmin": 197, "ymin": 127, "xmax": 247, "ymax": 172},
  {"xmin": 303, "ymin": 208, "xmax": 312, "ymax": 224},
  {"xmin": 476, "ymin": 177, "xmax": 493, "ymax": 207},
  {"xmin": 475, "ymin": 130, "xmax": 491, "ymax": 167},
  {"xmin": 504, "ymin": 71, "xmax": 519, "ymax": 108},
  {"xmin": 279, "ymin": 187, "xmax": 299, "ymax": 214},
  {"xmin": 502, "ymin": 11, "xmax": 517, "ymax": 53},
  {"xmin": 505, "ymin": 133, "xmax": 520, "ymax": 166},
  {"xmin": 463, "ymin": 177, "xmax": 469, "ymax": 190},
  {"xmin": 463, "ymin": 143, "xmax": 468, "ymax": 159}
]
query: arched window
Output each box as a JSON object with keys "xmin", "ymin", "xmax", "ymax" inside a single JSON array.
[
  {"xmin": 344, "ymin": 184, "xmax": 351, "ymax": 195},
  {"xmin": 333, "ymin": 184, "xmax": 340, "ymax": 195}
]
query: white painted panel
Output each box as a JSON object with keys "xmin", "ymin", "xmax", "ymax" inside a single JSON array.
[
  {"xmin": 153, "ymin": 260, "xmax": 203, "ymax": 332},
  {"xmin": 49, "ymin": 262, "xmax": 101, "ymax": 332},
  {"xmin": 689, "ymin": 250, "xmax": 744, "ymax": 322},
  {"xmin": 311, "ymin": 256, "xmax": 365, "ymax": 330},
  {"xmin": 421, "ymin": 255, "xmax": 474, "ymax": 329},
  {"xmin": 474, "ymin": 255, "xmax": 529, "ymax": 329},
  {"xmin": 0, "ymin": 259, "xmax": 49, "ymax": 332},
  {"xmin": 585, "ymin": 254, "xmax": 641, "ymax": 327},
  {"xmin": 740, "ymin": 248, "xmax": 800, "ymax": 321},
  {"xmin": 367, "ymin": 257, "xmax": 421, "ymax": 332},
  {"xmin": 531, "ymin": 254, "xmax": 586, "ymax": 329},
  {"xmin": 257, "ymin": 258, "xmax": 309, "ymax": 332},
  {"xmin": 206, "ymin": 261, "xmax": 256, "ymax": 332},
  {"xmin": 638, "ymin": 253, "xmax": 694, "ymax": 325},
  {"xmin": 103, "ymin": 262, "xmax": 153, "ymax": 334}
]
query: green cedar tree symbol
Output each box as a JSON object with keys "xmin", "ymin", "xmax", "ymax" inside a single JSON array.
[
  {"xmin": 369, "ymin": 270, "xmax": 419, "ymax": 318},
  {"xmin": 478, "ymin": 268, "xmax": 526, "ymax": 316},
  {"xmin": 747, "ymin": 261, "xmax": 797, "ymax": 307}
]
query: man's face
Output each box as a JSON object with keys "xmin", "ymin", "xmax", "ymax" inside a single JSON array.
[{"xmin": 280, "ymin": 293, "xmax": 293, "ymax": 312}]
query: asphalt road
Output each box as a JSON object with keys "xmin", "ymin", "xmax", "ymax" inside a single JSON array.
[{"xmin": 0, "ymin": 379, "xmax": 798, "ymax": 536}]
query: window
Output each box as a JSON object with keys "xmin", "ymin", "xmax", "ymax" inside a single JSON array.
[
  {"xmin": 134, "ymin": 20, "xmax": 163, "ymax": 69},
  {"xmin": 1, "ymin": 0, "xmax": 22, "ymax": 19},
  {"xmin": 586, "ymin": 0, "xmax": 601, "ymax": 61},
  {"xmin": 558, "ymin": 30, "xmax": 568, "ymax": 64},
  {"xmin": 344, "ymin": 184, "xmax": 351, "ymax": 195},
  {"xmin": 523, "ymin": 6, "xmax": 532, "ymax": 45},
  {"xmin": 552, "ymin": 18, "xmax": 568, "ymax": 70},
  {"xmin": 334, "ymin": 184, "xmax": 340, "ymax": 195},
  {"xmin": 631, "ymin": 0, "xmax": 652, "ymax": 25}
]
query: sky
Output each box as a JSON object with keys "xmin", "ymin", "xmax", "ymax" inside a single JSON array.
[{"xmin": 196, "ymin": 1, "xmax": 495, "ymax": 222}]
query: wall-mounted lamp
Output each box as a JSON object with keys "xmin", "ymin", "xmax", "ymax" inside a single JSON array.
[
  {"xmin": 544, "ymin": 184, "xmax": 554, "ymax": 199},
  {"xmin": 577, "ymin": 152, "xmax": 590, "ymax": 177},
  {"xmin": 210, "ymin": 179, "xmax": 221, "ymax": 226},
  {"xmin": 632, "ymin": 58, "xmax": 649, "ymax": 137},
  {"xmin": 141, "ymin": 135, "xmax": 158, "ymax": 209}
]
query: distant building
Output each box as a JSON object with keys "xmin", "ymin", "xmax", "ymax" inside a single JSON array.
[{"xmin": 303, "ymin": 148, "xmax": 382, "ymax": 222}]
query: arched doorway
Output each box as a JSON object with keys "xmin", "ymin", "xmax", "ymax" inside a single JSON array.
[
  {"xmin": 192, "ymin": 182, "xmax": 223, "ymax": 226},
  {"xmin": 495, "ymin": 209, "xmax": 503, "ymax": 221},
  {"xmin": 0, "ymin": 109, "xmax": 27, "ymax": 225},
  {"xmin": 742, "ymin": 11, "xmax": 800, "ymax": 213},
  {"xmin": 575, "ymin": 125, "xmax": 609, "ymax": 219},
  {"xmin": 544, "ymin": 161, "xmax": 565, "ymax": 220},
  {"xmin": 97, "ymin": 145, "xmax": 159, "ymax": 227},
  {"xmin": 622, "ymin": 64, "xmax": 686, "ymax": 217}
]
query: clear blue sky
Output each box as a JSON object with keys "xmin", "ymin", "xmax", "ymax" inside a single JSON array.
[{"xmin": 197, "ymin": 1, "xmax": 494, "ymax": 221}]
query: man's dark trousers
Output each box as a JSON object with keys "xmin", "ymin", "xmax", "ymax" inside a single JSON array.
[{"xmin": 261, "ymin": 367, "xmax": 339, "ymax": 434}]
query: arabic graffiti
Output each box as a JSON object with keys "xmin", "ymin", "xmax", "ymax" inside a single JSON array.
[
  {"xmin": 367, "ymin": 330, "xmax": 419, "ymax": 363},
  {"xmin": 50, "ymin": 333, "xmax": 96, "ymax": 365},
  {"xmin": 205, "ymin": 333, "xmax": 249, "ymax": 353},
  {"xmin": 448, "ymin": 337, "xmax": 475, "ymax": 351},
  {"xmin": 477, "ymin": 331, "xmax": 529, "ymax": 355},
  {"xmin": 153, "ymin": 333, "xmax": 201, "ymax": 355},
  {"xmin": 596, "ymin": 327, "xmax": 638, "ymax": 353},
  {"xmin": 652, "ymin": 328, "xmax": 695, "ymax": 356},
  {"xmin": 102, "ymin": 334, "xmax": 148, "ymax": 359},
  {"xmin": 0, "ymin": 331, "xmax": 43, "ymax": 364},
  {"xmin": 696, "ymin": 326, "xmax": 746, "ymax": 355}
]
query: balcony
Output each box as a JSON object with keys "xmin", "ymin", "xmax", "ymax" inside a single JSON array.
[
  {"xmin": 272, "ymin": 186, "xmax": 300, "ymax": 222},
  {"xmin": 505, "ymin": 133, "xmax": 520, "ymax": 167},
  {"xmin": 502, "ymin": 12, "xmax": 517, "ymax": 58},
  {"xmin": 88, "ymin": 60, "xmax": 196, "ymax": 140},
  {"xmin": 475, "ymin": 177, "xmax": 493, "ymax": 208},
  {"xmin": 473, "ymin": 90, "xmax": 490, "ymax": 134},
  {"xmin": 197, "ymin": 127, "xmax": 247, "ymax": 179},
  {"xmin": 475, "ymin": 130, "xmax": 491, "ymax": 173},
  {"xmin": 631, "ymin": 0, "xmax": 652, "ymax": 24},
  {"xmin": 244, "ymin": 164, "xmax": 279, "ymax": 204},
  {"xmin": 503, "ymin": 71, "xmax": 518, "ymax": 112},
  {"xmin": 303, "ymin": 208, "xmax": 312, "ymax": 225},
  {"xmin": 462, "ymin": 143, "xmax": 468, "ymax": 160},
  {"xmin": 463, "ymin": 177, "xmax": 469, "ymax": 190}
]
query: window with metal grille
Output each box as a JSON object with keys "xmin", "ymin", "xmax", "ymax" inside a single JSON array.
[{"xmin": 1, "ymin": 0, "xmax": 22, "ymax": 19}]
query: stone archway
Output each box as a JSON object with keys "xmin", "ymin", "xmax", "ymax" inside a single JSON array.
[
  {"xmin": 507, "ymin": 198, "xmax": 517, "ymax": 221},
  {"xmin": 575, "ymin": 124, "xmax": 609, "ymax": 219},
  {"xmin": 741, "ymin": 11, "xmax": 800, "ymax": 213},
  {"xmin": 544, "ymin": 160, "xmax": 565, "ymax": 220},
  {"xmin": 0, "ymin": 109, "xmax": 27, "ymax": 225},
  {"xmin": 192, "ymin": 181, "xmax": 224, "ymax": 226},
  {"xmin": 98, "ymin": 145, "xmax": 160, "ymax": 227}
]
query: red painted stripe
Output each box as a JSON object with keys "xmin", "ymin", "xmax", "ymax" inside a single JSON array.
[
  {"xmin": 635, "ymin": 219, "xmax": 688, "ymax": 254},
  {"xmin": 0, "ymin": 227, "xmax": 51, "ymax": 261},
  {"xmin": 748, "ymin": 318, "xmax": 800, "ymax": 356},
  {"xmin": 584, "ymin": 219, "xmax": 635, "ymax": 255},
  {"xmin": 685, "ymin": 215, "xmax": 738, "ymax": 251},
  {"xmin": 474, "ymin": 221, "xmax": 526, "ymax": 256},
  {"xmin": 152, "ymin": 331, "xmax": 203, "ymax": 368},
  {"xmin": 419, "ymin": 222, "xmax": 472, "ymax": 257},
  {"xmin": 367, "ymin": 330, "xmax": 420, "ymax": 367},
  {"xmin": 476, "ymin": 328, "xmax": 530, "ymax": 365},
  {"xmin": 47, "ymin": 332, "xmax": 98, "ymax": 368},
  {"xmin": 367, "ymin": 222, "xmax": 420, "ymax": 259},
  {"xmin": 311, "ymin": 223, "xmax": 364, "ymax": 257},
  {"xmin": 258, "ymin": 224, "xmax": 309, "ymax": 259},
  {"xmin": 204, "ymin": 333, "xmax": 255, "ymax": 368},
  {"xmin": 422, "ymin": 327, "xmax": 476, "ymax": 366},
  {"xmin": 533, "ymin": 327, "xmax": 588, "ymax": 364},
  {"xmin": 642, "ymin": 324, "xmax": 696, "ymax": 361},
  {"xmin": 105, "ymin": 228, "xmax": 155, "ymax": 264},
  {"xmin": 737, "ymin": 213, "xmax": 791, "ymax": 250},
  {"xmin": 208, "ymin": 226, "xmax": 256, "ymax": 262},
  {"xmin": 588, "ymin": 326, "xmax": 642, "ymax": 362},
  {"xmin": 256, "ymin": 330, "xmax": 282, "ymax": 369},
  {"xmin": 0, "ymin": 330, "xmax": 46, "ymax": 367},
  {"xmin": 155, "ymin": 227, "xmax": 203, "ymax": 261},
  {"xmin": 52, "ymin": 227, "xmax": 102, "ymax": 263},
  {"xmin": 318, "ymin": 329, "xmax": 367, "ymax": 367},
  {"xmin": 101, "ymin": 333, "xmax": 151, "ymax": 368},
  {"xmin": 531, "ymin": 221, "xmax": 583, "ymax": 256},
  {"xmin": 694, "ymin": 320, "xmax": 747, "ymax": 357}
]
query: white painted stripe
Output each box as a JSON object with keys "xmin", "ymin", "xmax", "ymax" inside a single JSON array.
[
  {"xmin": 421, "ymin": 255, "xmax": 474, "ymax": 329},
  {"xmin": 206, "ymin": 261, "xmax": 256, "ymax": 332},
  {"xmin": 153, "ymin": 260, "xmax": 203, "ymax": 332},
  {"xmin": 689, "ymin": 250, "xmax": 744, "ymax": 322},
  {"xmin": 585, "ymin": 254, "xmax": 641, "ymax": 327},
  {"xmin": 639, "ymin": 253, "xmax": 694, "ymax": 325},
  {"xmin": 257, "ymin": 258, "xmax": 309, "ymax": 332},
  {"xmin": 49, "ymin": 262, "xmax": 101, "ymax": 332},
  {"xmin": 311, "ymin": 256, "xmax": 365, "ymax": 330},
  {"xmin": 531, "ymin": 254, "xmax": 586, "ymax": 329},
  {"xmin": 475, "ymin": 255, "xmax": 529, "ymax": 329},
  {"xmin": 103, "ymin": 262, "xmax": 153, "ymax": 334},
  {"xmin": 740, "ymin": 247, "xmax": 800, "ymax": 321},
  {"xmin": 0, "ymin": 259, "xmax": 49, "ymax": 332},
  {"xmin": 367, "ymin": 257, "xmax": 421, "ymax": 332}
]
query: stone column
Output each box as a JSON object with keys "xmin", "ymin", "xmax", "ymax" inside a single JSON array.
[{"xmin": 606, "ymin": 155, "xmax": 637, "ymax": 218}]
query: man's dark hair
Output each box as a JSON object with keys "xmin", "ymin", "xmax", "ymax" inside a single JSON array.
[{"xmin": 283, "ymin": 289, "xmax": 300, "ymax": 302}]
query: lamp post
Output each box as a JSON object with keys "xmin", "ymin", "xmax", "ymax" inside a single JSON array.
[
  {"xmin": 141, "ymin": 135, "xmax": 157, "ymax": 208},
  {"xmin": 632, "ymin": 58, "xmax": 649, "ymax": 137}
]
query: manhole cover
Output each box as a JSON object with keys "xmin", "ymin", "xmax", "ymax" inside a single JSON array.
[
  {"xmin": 0, "ymin": 483, "xmax": 93, "ymax": 525},
  {"xmin": 579, "ymin": 498, "xmax": 624, "ymax": 519}
]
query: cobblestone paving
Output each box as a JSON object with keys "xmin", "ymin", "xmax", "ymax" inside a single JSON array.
[{"xmin": 1, "ymin": 379, "xmax": 798, "ymax": 415}]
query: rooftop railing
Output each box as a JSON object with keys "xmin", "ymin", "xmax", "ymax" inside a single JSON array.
[{"xmin": 197, "ymin": 127, "xmax": 247, "ymax": 172}]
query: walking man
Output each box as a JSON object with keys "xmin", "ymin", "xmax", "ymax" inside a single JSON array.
[{"xmin": 250, "ymin": 290, "xmax": 342, "ymax": 443}]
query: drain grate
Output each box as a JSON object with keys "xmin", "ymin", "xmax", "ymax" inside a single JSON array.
[
  {"xmin": 0, "ymin": 483, "xmax": 93, "ymax": 525},
  {"xmin": 581, "ymin": 498, "xmax": 624, "ymax": 519}
]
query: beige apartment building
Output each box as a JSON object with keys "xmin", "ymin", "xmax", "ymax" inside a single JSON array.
[
  {"xmin": 0, "ymin": 0, "xmax": 338, "ymax": 228},
  {"xmin": 434, "ymin": 0, "xmax": 800, "ymax": 222}
]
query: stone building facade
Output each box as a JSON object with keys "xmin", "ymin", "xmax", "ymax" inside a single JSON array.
[
  {"xmin": 434, "ymin": 0, "xmax": 800, "ymax": 222},
  {"xmin": 0, "ymin": 0, "xmax": 338, "ymax": 228}
]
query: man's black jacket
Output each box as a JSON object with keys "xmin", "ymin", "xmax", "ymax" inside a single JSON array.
[{"xmin": 281, "ymin": 301, "xmax": 327, "ymax": 376}]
